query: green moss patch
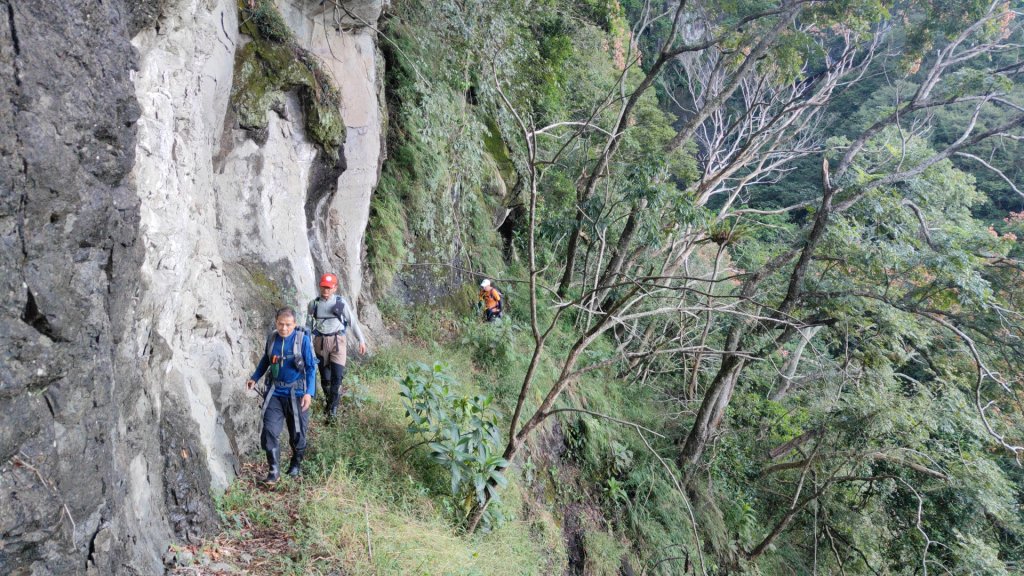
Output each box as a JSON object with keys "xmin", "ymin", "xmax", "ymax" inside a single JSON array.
[
  {"xmin": 483, "ymin": 117, "xmax": 515, "ymax": 187},
  {"xmin": 232, "ymin": 0, "xmax": 345, "ymax": 159},
  {"xmin": 365, "ymin": 172, "xmax": 409, "ymax": 293}
]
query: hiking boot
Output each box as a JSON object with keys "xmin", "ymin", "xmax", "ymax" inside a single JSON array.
[
  {"xmin": 264, "ymin": 449, "xmax": 280, "ymax": 484},
  {"xmin": 286, "ymin": 449, "xmax": 304, "ymax": 477}
]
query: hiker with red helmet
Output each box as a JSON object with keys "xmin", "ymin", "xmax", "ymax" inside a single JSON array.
[{"xmin": 307, "ymin": 273, "xmax": 367, "ymax": 423}]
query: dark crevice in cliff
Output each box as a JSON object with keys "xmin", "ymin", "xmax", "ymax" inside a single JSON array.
[
  {"xmin": 218, "ymin": 10, "xmax": 232, "ymax": 53},
  {"xmin": 305, "ymin": 150, "xmax": 346, "ymax": 273},
  {"xmin": 84, "ymin": 522, "xmax": 116, "ymax": 574},
  {"xmin": 7, "ymin": 4, "xmax": 26, "ymax": 264},
  {"xmin": 22, "ymin": 288, "xmax": 67, "ymax": 342},
  {"xmin": 103, "ymin": 246, "xmax": 115, "ymax": 293},
  {"xmin": 6, "ymin": 3, "xmax": 20, "ymax": 89},
  {"xmin": 17, "ymin": 187, "xmax": 27, "ymax": 259},
  {"xmin": 5, "ymin": 3, "xmax": 17, "ymax": 52}
]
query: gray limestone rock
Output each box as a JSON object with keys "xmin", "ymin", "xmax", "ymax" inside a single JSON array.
[
  {"xmin": 1, "ymin": 0, "xmax": 150, "ymax": 572},
  {"xmin": 1, "ymin": 0, "xmax": 387, "ymax": 573}
]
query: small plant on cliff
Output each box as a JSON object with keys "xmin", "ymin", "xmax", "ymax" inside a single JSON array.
[{"xmin": 398, "ymin": 362, "xmax": 509, "ymax": 530}]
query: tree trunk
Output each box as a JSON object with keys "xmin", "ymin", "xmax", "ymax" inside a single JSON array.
[
  {"xmin": 771, "ymin": 325, "xmax": 821, "ymax": 400},
  {"xmin": 594, "ymin": 200, "xmax": 645, "ymax": 301},
  {"xmin": 678, "ymin": 349, "xmax": 745, "ymax": 469}
]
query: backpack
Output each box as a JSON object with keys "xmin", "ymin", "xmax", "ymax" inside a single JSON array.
[
  {"xmin": 493, "ymin": 288, "xmax": 504, "ymax": 315},
  {"xmin": 263, "ymin": 326, "xmax": 313, "ymax": 376},
  {"xmin": 483, "ymin": 286, "xmax": 505, "ymax": 316},
  {"xmin": 307, "ymin": 295, "xmax": 349, "ymax": 334}
]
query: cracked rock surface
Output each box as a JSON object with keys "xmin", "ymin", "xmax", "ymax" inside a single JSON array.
[
  {"xmin": 1, "ymin": 0, "xmax": 386, "ymax": 573},
  {"xmin": 1, "ymin": 0, "xmax": 154, "ymax": 573}
]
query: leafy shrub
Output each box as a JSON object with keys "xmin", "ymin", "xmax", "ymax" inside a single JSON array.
[
  {"xmin": 340, "ymin": 373, "xmax": 369, "ymax": 408},
  {"xmin": 458, "ymin": 318, "xmax": 520, "ymax": 370},
  {"xmin": 398, "ymin": 362, "xmax": 509, "ymax": 529}
]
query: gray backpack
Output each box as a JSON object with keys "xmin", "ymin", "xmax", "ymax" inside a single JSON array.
[
  {"xmin": 307, "ymin": 295, "xmax": 349, "ymax": 334},
  {"xmin": 263, "ymin": 326, "xmax": 313, "ymax": 376}
]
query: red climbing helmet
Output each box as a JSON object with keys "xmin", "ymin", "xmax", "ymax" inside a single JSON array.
[{"xmin": 319, "ymin": 273, "xmax": 338, "ymax": 288}]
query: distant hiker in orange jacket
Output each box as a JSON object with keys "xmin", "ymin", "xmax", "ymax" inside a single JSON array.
[{"xmin": 477, "ymin": 279, "xmax": 503, "ymax": 322}]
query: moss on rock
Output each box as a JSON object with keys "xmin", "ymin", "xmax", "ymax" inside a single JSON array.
[{"xmin": 231, "ymin": 0, "xmax": 345, "ymax": 159}]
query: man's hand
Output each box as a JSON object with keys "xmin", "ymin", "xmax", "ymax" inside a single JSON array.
[
  {"xmin": 300, "ymin": 393, "xmax": 312, "ymax": 412},
  {"xmin": 246, "ymin": 379, "xmax": 256, "ymax": 391},
  {"xmin": 358, "ymin": 342, "xmax": 367, "ymax": 355}
]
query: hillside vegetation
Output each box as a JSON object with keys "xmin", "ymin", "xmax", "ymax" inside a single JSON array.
[{"xmin": 185, "ymin": 0, "xmax": 1024, "ymax": 574}]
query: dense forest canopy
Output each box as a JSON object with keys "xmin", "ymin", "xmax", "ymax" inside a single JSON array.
[{"xmin": 359, "ymin": 0, "xmax": 1024, "ymax": 573}]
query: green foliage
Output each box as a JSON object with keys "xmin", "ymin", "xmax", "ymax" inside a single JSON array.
[
  {"xmin": 226, "ymin": 0, "xmax": 1024, "ymax": 573},
  {"xmin": 582, "ymin": 527, "xmax": 627, "ymax": 576},
  {"xmin": 339, "ymin": 373, "xmax": 369, "ymax": 408},
  {"xmin": 366, "ymin": 14, "xmax": 508, "ymax": 295},
  {"xmin": 208, "ymin": 342, "xmax": 563, "ymax": 575},
  {"xmin": 458, "ymin": 318, "xmax": 521, "ymax": 369},
  {"xmin": 365, "ymin": 173, "xmax": 408, "ymax": 293},
  {"xmin": 240, "ymin": 0, "xmax": 292, "ymax": 43},
  {"xmin": 232, "ymin": 0, "xmax": 344, "ymax": 158},
  {"xmin": 366, "ymin": 0, "xmax": 651, "ymax": 295},
  {"xmin": 398, "ymin": 362, "xmax": 509, "ymax": 529},
  {"xmin": 723, "ymin": 499, "xmax": 758, "ymax": 548}
]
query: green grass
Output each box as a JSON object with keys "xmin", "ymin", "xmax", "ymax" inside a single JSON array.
[
  {"xmin": 583, "ymin": 527, "xmax": 628, "ymax": 576},
  {"xmin": 195, "ymin": 298, "xmax": 704, "ymax": 576},
  {"xmin": 205, "ymin": 337, "xmax": 564, "ymax": 575}
]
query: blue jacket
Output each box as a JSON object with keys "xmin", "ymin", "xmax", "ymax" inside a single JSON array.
[{"xmin": 250, "ymin": 331, "xmax": 317, "ymax": 398}]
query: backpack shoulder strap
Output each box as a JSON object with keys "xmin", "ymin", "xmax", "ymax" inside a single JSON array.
[
  {"xmin": 292, "ymin": 327, "xmax": 308, "ymax": 372},
  {"xmin": 264, "ymin": 330, "xmax": 277, "ymax": 361},
  {"xmin": 333, "ymin": 296, "xmax": 349, "ymax": 330}
]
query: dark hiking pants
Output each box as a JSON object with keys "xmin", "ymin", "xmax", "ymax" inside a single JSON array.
[
  {"xmin": 261, "ymin": 394, "xmax": 309, "ymax": 455},
  {"xmin": 314, "ymin": 334, "xmax": 347, "ymax": 414},
  {"xmin": 319, "ymin": 361, "xmax": 346, "ymax": 414}
]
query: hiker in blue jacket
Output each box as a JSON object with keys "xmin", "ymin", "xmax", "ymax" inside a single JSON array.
[{"xmin": 246, "ymin": 307, "xmax": 317, "ymax": 483}]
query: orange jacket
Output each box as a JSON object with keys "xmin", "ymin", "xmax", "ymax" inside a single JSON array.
[{"xmin": 478, "ymin": 287, "xmax": 502, "ymax": 311}]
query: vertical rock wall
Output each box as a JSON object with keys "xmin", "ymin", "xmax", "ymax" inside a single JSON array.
[
  {"xmin": 0, "ymin": 0, "xmax": 153, "ymax": 572},
  {"xmin": 278, "ymin": 0, "xmax": 387, "ymax": 315},
  {"xmin": 0, "ymin": 0, "xmax": 386, "ymax": 573}
]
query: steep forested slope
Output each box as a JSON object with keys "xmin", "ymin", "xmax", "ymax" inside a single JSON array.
[
  {"xmin": 5, "ymin": 0, "xmax": 1023, "ymax": 574},
  {"xmin": 187, "ymin": 0, "xmax": 1024, "ymax": 574}
]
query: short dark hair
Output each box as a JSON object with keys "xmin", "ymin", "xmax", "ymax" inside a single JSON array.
[{"xmin": 275, "ymin": 306, "xmax": 296, "ymax": 321}]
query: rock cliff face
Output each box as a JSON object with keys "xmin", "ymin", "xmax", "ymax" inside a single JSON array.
[{"xmin": 0, "ymin": 0, "xmax": 385, "ymax": 573}]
